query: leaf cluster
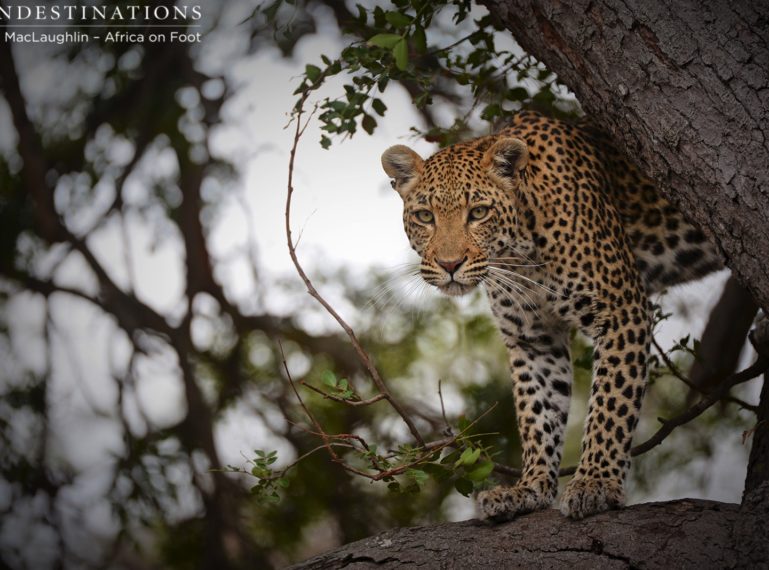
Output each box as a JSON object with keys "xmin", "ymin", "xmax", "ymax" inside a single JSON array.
[{"xmin": 289, "ymin": 0, "xmax": 574, "ymax": 148}]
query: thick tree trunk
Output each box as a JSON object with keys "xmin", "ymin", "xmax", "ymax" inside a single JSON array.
[
  {"xmin": 482, "ymin": 0, "xmax": 769, "ymax": 313},
  {"xmin": 745, "ymin": 371, "xmax": 769, "ymax": 495},
  {"xmin": 292, "ymin": 489, "xmax": 769, "ymax": 569}
]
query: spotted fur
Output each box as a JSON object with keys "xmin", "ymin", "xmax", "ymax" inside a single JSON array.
[{"xmin": 381, "ymin": 110, "xmax": 721, "ymax": 521}]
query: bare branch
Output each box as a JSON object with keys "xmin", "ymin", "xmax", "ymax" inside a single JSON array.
[
  {"xmin": 284, "ymin": 92, "xmax": 425, "ymax": 446},
  {"xmin": 652, "ymin": 335, "xmax": 758, "ymax": 412},
  {"xmin": 0, "ymin": 38, "xmax": 64, "ymax": 242},
  {"xmin": 438, "ymin": 379, "xmax": 452, "ymax": 434},
  {"xmin": 631, "ymin": 355, "xmax": 769, "ymax": 456}
]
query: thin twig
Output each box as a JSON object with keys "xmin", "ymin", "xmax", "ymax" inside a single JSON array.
[
  {"xmin": 284, "ymin": 90, "xmax": 425, "ymax": 446},
  {"xmin": 630, "ymin": 355, "xmax": 768, "ymax": 456},
  {"xmin": 279, "ymin": 341, "xmax": 340, "ymax": 462},
  {"xmin": 652, "ymin": 336, "xmax": 757, "ymax": 411},
  {"xmin": 284, "ymin": 326, "xmax": 500, "ymax": 481},
  {"xmin": 438, "ymin": 379, "xmax": 452, "ymax": 435},
  {"xmin": 238, "ymin": 443, "xmax": 357, "ymax": 483},
  {"xmin": 301, "ymin": 381, "xmax": 387, "ymax": 407}
]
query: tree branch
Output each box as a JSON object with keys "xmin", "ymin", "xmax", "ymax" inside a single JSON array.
[
  {"xmin": 285, "ymin": 94, "xmax": 425, "ymax": 446},
  {"xmin": 688, "ymin": 275, "xmax": 758, "ymax": 397},
  {"xmin": 0, "ymin": 37, "xmax": 64, "ymax": 242},
  {"xmin": 290, "ymin": 493, "xmax": 769, "ymax": 569}
]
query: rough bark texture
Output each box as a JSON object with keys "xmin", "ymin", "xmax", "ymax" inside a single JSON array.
[
  {"xmin": 292, "ymin": 488, "xmax": 769, "ymax": 569},
  {"xmin": 745, "ymin": 372, "xmax": 769, "ymax": 495},
  {"xmin": 482, "ymin": 0, "xmax": 769, "ymax": 313}
]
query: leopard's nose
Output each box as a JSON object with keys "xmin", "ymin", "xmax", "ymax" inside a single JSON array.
[{"xmin": 436, "ymin": 256, "xmax": 466, "ymax": 275}]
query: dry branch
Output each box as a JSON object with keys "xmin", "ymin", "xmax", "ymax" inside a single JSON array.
[{"xmin": 284, "ymin": 93, "xmax": 425, "ymax": 446}]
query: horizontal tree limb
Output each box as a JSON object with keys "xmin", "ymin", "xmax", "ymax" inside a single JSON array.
[{"xmin": 292, "ymin": 483, "xmax": 769, "ymax": 569}]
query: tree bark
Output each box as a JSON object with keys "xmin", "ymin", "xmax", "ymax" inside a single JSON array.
[
  {"xmin": 481, "ymin": 0, "xmax": 769, "ymax": 313},
  {"xmin": 745, "ymin": 372, "xmax": 769, "ymax": 495},
  {"xmin": 292, "ymin": 489, "xmax": 769, "ymax": 569}
]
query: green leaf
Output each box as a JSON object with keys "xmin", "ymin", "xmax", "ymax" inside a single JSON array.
[
  {"xmin": 533, "ymin": 88, "xmax": 555, "ymax": 106},
  {"xmin": 406, "ymin": 468, "xmax": 429, "ymax": 487},
  {"xmin": 251, "ymin": 466, "xmax": 270, "ymax": 479},
  {"xmin": 368, "ymin": 33, "xmax": 403, "ymax": 49},
  {"xmin": 277, "ymin": 477, "xmax": 290, "ymax": 488},
  {"xmin": 466, "ymin": 460, "xmax": 494, "ymax": 482},
  {"xmin": 508, "ymin": 87, "xmax": 529, "ymax": 101},
  {"xmin": 356, "ymin": 4, "xmax": 367, "ymax": 23},
  {"xmin": 265, "ymin": 492, "xmax": 281, "ymax": 504},
  {"xmin": 393, "ymin": 38, "xmax": 408, "ymax": 70},
  {"xmin": 456, "ymin": 447, "xmax": 481, "ymax": 467},
  {"xmin": 385, "ymin": 11, "xmax": 412, "ymax": 28},
  {"xmin": 454, "ymin": 477, "xmax": 473, "ymax": 497},
  {"xmin": 322, "ymin": 371, "xmax": 337, "ymax": 388},
  {"xmin": 327, "ymin": 100, "xmax": 347, "ymax": 113},
  {"xmin": 480, "ymin": 103, "xmax": 501, "ymax": 121},
  {"xmin": 441, "ymin": 450, "xmax": 460, "ymax": 465},
  {"xmin": 361, "ymin": 114, "xmax": 377, "ymax": 135},
  {"xmin": 372, "ymin": 98, "xmax": 387, "ymax": 116},
  {"xmin": 305, "ymin": 64, "xmax": 322, "ymax": 83},
  {"xmin": 388, "ymin": 481, "xmax": 401, "ymax": 493},
  {"xmin": 320, "ymin": 135, "xmax": 332, "ymax": 149},
  {"xmin": 421, "ymin": 462, "xmax": 451, "ymax": 481},
  {"xmin": 373, "ymin": 6, "xmax": 386, "ymax": 27},
  {"xmin": 412, "ymin": 26, "xmax": 427, "ymax": 54}
]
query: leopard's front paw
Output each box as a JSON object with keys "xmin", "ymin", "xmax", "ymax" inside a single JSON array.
[
  {"xmin": 559, "ymin": 476, "xmax": 625, "ymax": 520},
  {"xmin": 477, "ymin": 483, "xmax": 554, "ymax": 523}
]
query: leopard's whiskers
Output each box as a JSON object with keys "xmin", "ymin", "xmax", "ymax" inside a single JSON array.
[
  {"xmin": 489, "ymin": 271, "xmax": 540, "ymax": 310},
  {"xmin": 486, "ymin": 264, "xmax": 559, "ymax": 297},
  {"xmin": 365, "ymin": 262, "xmax": 422, "ymax": 312},
  {"xmin": 486, "ymin": 270, "xmax": 543, "ymax": 322},
  {"xmin": 488, "ymin": 256, "xmax": 549, "ymax": 268},
  {"xmin": 482, "ymin": 275, "xmax": 533, "ymax": 326}
]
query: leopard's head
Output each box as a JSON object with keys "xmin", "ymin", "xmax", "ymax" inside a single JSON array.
[{"xmin": 381, "ymin": 138, "xmax": 529, "ymax": 297}]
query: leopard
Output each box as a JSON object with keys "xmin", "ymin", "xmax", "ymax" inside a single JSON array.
[{"xmin": 380, "ymin": 110, "xmax": 722, "ymax": 521}]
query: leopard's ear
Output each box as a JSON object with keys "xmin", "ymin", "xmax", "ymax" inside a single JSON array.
[
  {"xmin": 381, "ymin": 145, "xmax": 423, "ymax": 199},
  {"xmin": 482, "ymin": 137, "xmax": 528, "ymax": 186}
]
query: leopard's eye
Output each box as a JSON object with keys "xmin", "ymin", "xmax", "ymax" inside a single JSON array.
[
  {"xmin": 414, "ymin": 210, "xmax": 434, "ymax": 224},
  {"xmin": 468, "ymin": 205, "xmax": 490, "ymax": 221}
]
